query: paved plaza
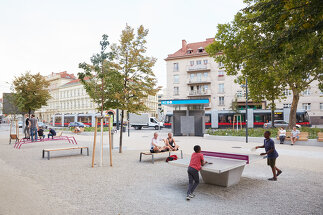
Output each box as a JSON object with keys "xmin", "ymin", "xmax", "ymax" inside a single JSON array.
[{"xmin": 0, "ymin": 125, "xmax": 323, "ymax": 214}]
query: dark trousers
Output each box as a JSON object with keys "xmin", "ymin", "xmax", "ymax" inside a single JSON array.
[
  {"xmin": 279, "ymin": 136, "xmax": 285, "ymax": 144},
  {"xmin": 48, "ymin": 134, "xmax": 54, "ymax": 139},
  {"xmin": 187, "ymin": 166, "xmax": 199, "ymax": 195}
]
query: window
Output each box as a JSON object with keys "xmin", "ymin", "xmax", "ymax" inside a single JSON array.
[
  {"xmin": 219, "ymin": 83, "xmax": 224, "ymax": 93},
  {"xmin": 219, "ymin": 96, "xmax": 224, "ymax": 106},
  {"xmin": 187, "ymin": 49, "xmax": 193, "ymax": 54},
  {"xmin": 218, "ymin": 62, "xmax": 224, "ymax": 68},
  {"xmin": 320, "ymin": 103, "xmax": 323, "ymax": 110},
  {"xmin": 198, "ymin": 48, "xmax": 204, "ymax": 53},
  {"xmin": 283, "ymin": 89, "xmax": 292, "ymax": 96},
  {"xmin": 236, "ymin": 90, "xmax": 243, "ymax": 98},
  {"xmin": 203, "ymin": 59, "xmax": 208, "ymax": 65},
  {"xmin": 204, "ymin": 72, "xmax": 208, "ymax": 78},
  {"xmin": 302, "ymin": 103, "xmax": 311, "ymax": 110},
  {"xmin": 173, "ymin": 63, "xmax": 179, "ymax": 72},
  {"xmin": 197, "ymin": 73, "xmax": 202, "ymax": 81},
  {"xmin": 204, "ymin": 85, "xmax": 208, "ymax": 92},
  {"xmin": 190, "ymin": 61, "xmax": 194, "ymax": 66},
  {"xmin": 173, "ymin": 75, "xmax": 179, "ymax": 84},
  {"xmin": 302, "ymin": 88, "xmax": 310, "ymax": 95},
  {"xmin": 283, "ymin": 104, "xmax": 291, "ymax": 108},
  {"xmin": 173, "ymin": 87, "xmax": 179, "ymax": 95},
  {"xmin": 190, "ymin": 73, "xmax": 195, "ymax": 80},
  {"xmin": 196, "ymin": 60, "xmax": 201, "ymax": 65},
  {"xmin": 218, "ymin": 70, "xmax": 225, "ymax": 77}
]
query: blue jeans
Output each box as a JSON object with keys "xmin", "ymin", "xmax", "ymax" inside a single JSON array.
[
  {"xmin": 30, "ymin": 127, "xmax": 38, "ymax": 142},
  {"xmin": 48, "ymin": 134, "xmax": 55, "ymax": 139}
]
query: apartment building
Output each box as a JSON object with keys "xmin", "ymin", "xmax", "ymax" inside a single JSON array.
[{"xmin": 165, "ymin": 38, "xmax": 323, "ymax": 125}]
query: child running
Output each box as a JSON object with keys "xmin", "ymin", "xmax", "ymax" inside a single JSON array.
[
  {"xmin": 186, "ymin": 145, "xmax": 207, "ymax": 200},
  {"xmin": 256, "ymin": 131, "xmax": 282, "ymax": 181}
]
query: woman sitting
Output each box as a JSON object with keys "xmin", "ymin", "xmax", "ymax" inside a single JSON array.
[{"xmin": 166, "ymin": 133, "xmax": 179, "ymax": 151}]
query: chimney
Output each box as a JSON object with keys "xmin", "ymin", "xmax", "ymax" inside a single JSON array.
[{"xmin": 182, "ymin": 39, "xmax": 187, "ymax": 51}]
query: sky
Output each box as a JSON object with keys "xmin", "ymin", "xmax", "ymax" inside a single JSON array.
[{"xmin": 0, "ymin": 0, "xmax": 246, "ymax": 96}]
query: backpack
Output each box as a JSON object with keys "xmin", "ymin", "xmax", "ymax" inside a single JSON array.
[{"xmin": 166, "ymin": 155, "xmax": 178, "ymax": 162}]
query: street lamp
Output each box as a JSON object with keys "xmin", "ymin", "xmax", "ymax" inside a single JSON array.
[{"xmin": 241, "ymin": 77, "xmax": 249, "ymax": 143}]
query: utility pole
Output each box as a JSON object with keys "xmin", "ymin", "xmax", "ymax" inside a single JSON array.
[
  {"xmin": 116, "ymin": 109, "xmax": 119, "ymax": 130},
  {"xmin": 245, "ymin": 77, "xmax": 248, "ymax": 143}
]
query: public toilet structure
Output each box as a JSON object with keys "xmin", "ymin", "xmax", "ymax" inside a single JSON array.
[{"xmin": 161, "ymin": 99, "xmax": 209, "ymax": 136}]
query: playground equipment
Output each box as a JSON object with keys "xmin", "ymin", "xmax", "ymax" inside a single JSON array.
[
  {"xmin": 91, "ymin": 115, "xmax": 113, "ymax": 168},
  {"xmin": 9, "ymin": 120, "xmax": 19, "ymax": 144}
]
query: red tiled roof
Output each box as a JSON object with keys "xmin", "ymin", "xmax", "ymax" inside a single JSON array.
[
  {"xmin": 58, "ymin": 71, "xmax": 76, "ymax": 79},
  {"xmin": 165, "ymin": 38, "xmax": 214, "ymax": 60},
  {"xmin": 64, "ymin": 77, "xmax": 90, "ymax": 85}
]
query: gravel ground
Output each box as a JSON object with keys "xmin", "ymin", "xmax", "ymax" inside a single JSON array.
[{"xmin": 0, "ymin": 130, "xmax": 323, "ymax": 215}]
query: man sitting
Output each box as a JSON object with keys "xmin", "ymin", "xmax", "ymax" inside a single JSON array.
[
  {"xmin": 150, "ymin": 132, "xmax": 169, "ymax": 153},
  {"xmin": 38, "ymin": 128, "xmax": 45, "ymax": 139},
  {"xmin": 48, "ymin": 128, "xmax": 56, "ymax": 139},
  {"xmin": 166, "ymin": 133, "xmax": 179, "ymax": 151}
]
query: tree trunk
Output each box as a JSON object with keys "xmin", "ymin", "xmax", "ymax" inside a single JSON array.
[
  {"xmin": 271, "ymin": 99, "xmax": 275, "ymax": 128},
  {"xmin": 119, "ymin": 110, "xmax": 124, "ymax": 153},
  {"xmin": 288, "ymin": 89, "xmax": 300, "ymax": 129}
]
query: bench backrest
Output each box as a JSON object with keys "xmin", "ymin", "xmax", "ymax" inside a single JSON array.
[
  {"xmin": 318, "ymin": 132, "xmax": 323, "ymax": 138},
  {"xmin": 201, "ymin": 151, "xmax": 249, "ymax": 164},
  {"xmin": 57, "ymin": 131, "xmax": 63, "ymax": 137}
]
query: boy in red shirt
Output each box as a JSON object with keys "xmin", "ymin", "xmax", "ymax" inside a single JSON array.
[{"xmin": 186, "ymin": 145, "xmax": 207, "ymax": 200}]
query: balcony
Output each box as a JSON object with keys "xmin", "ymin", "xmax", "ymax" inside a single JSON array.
[
  {"xmin": 188, "ymin": 90, "xmax": 211, "ymax": 96},
  {"xmin": 186, "ymin": 63, "xmax": 210, "ymax": 72},
  {"xmin": 187, "ymin": 78, "xmax": 211, "ymax": 85}
]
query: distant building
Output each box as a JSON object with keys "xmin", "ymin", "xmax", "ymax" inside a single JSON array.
[{"xmin": 165, "ymin": 38, "xmax": 323, "ymax": 125}]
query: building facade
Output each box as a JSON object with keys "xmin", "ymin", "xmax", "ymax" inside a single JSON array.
[{"xmin": 165, "ymin": 38, "xmax": 323, "ymax": 125}]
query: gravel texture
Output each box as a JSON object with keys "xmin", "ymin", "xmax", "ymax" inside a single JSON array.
[{"xmin": 0, "ymin": 129, "xmax": 323, "ymax": 215}]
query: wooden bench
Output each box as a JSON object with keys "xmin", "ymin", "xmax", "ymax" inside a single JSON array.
[
  {"xmin": 318, "ymin": 132, "xmax": 323, "ymax": 142},
  {"xmin": 42, "ymin": 146, "xmax": 89, "ymax": 160},
  {"xmin": 72, "ymin": 127, "xmax": 85, "ymax": 133},
  {"xmin": 277, "ymin": 131, "xmax": 308, "ymax": 141},
  {"xmin": 139, "ymin": 150, "xmax": 183, "ymax": 164}
]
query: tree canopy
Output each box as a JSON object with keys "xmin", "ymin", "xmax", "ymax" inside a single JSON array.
[
  {"xmin": 12, "ymin": 72, "xmax": 51, "ymax": 115},
  {"xmin": 206, "ymin": 0, "xmax": 322, "ymax": 128}
]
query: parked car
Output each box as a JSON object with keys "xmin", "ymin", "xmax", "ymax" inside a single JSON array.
[
  {"xmin": 264, "ymin": 120, "xmax": 301, "ymax": 128},
  {"xmin": 18, "ymin": 121, "xmax": 23, "ymax": 128},
  {"xmin": 38, "ymin": 122, "xmax": 48, "ymax": 129},
  {"xmin": 68, "ymin": 122, "xmax": 89, "ymax": 128}
]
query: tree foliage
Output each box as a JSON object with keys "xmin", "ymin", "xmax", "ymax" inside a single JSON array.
[
  {"xmin": 111, "ymin": 24, "xmax": 158, "ymax": 153},
  {"xmin": 206, "ymin": 0, "xmax": 322, "ymax": 128},
  {"xmin": 12, "ymin": 72, "xmax": 50, "ymax": 115},
  {"xmin": 78, "ymin": 34, "xmax": 123, "ymax": 115}
]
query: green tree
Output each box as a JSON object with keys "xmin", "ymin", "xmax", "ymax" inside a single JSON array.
[
  {"xmin": 206, "ymin": 0, "xmax": 322, "ymax": 128},
  {"xmin": 78, "ymin": 34, "xmax": 122, "ymax": 115},
  {"xmin": 111, "ymin": 24, "xmax": 158, "ymax": 153},
  {"xmin": 12, "ymin": 72, "xmax": 50, "ymax": 116}
]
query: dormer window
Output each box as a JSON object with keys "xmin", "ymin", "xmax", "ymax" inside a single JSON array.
[
  {"xmin": 198, "ymin": 47, "xmax": 204, "ymax": 53},
  {"xmin": 187, "ymin": 48, "xmax": 193, "ymax": 54}
]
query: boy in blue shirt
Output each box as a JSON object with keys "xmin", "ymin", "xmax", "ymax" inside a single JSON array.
[{"xmin": 256, "ymin": 131, "xmax": 282, "ymax": 181}]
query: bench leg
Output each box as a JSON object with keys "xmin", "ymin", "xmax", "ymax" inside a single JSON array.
[
  {"xmin": 42, "ymin": 150, "xmax": 45, "ymax": 158},
  {"xmin": 47, "ymin": 151, "xmax": 50, "ymax": 160},
  {"xmin": 139, "ymin": 153, "xmax": 142, "ymax": 162},
  {"xmin": 152, "ymin": 154, "xmax": 154, "ymax": 164},
  {"xmin": 181, "ymin": 150, "xmax": 183, "ymax": 159},
  {"xmin": 87, "ymin": 148, "xmax": 89, "ymax": 156},
  {"xmin": 81, "ymin": 148, "xmax": 83, "ymax": 155}
]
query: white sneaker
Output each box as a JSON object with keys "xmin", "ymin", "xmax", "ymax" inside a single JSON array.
[
  {"xmin": 186, "ymin": 195, "xmax": 191, "ymax": 200},
  {"xmin": 189, "ymin": 193, "xmax": 195, "ymax": 198}
]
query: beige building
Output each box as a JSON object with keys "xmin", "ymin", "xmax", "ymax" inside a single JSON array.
[{"xmin": 165, "ymin": 38, "xmax": 323, "ymax": 125}]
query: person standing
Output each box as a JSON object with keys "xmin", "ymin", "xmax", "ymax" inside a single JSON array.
[
  {"xmin": 256, "ymin": 131, "xmax": 282, "ymax": 181},
  {"xmin": 29, "ymin": 114, "xmax": 38, "ymax": 142},
  {"xmin": 278, "ymin": 127, "xmax": 286, "ymax": 144},
  {"xmin": 24, "ymin": 114, "xmax": 30, "ymax": 139},
  {"xmin": 291, "ymin": 127, "xmax": 300, "ymax": 146},
  {"xmin": 186, "ymin": 145, "xmax": 207, "ymax": 200}
]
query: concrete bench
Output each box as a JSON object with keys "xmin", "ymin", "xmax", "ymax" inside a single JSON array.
[
  {"xmin": 139, "ymin": 150, "xmax": 183, "ymax": 164},
  {"xmin": 42, "ymin": 146, "xmax": 89, "ymax": 160},
  {"xmin": 277, "ymin": 131, "xmax": 308, "ymax": 141}
]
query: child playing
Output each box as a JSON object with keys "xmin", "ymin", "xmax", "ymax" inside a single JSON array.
[
  {"xmin": 186, "ymin": 145, "xmax": 207, "ymax": 200},
  {"xmin": 256, "ymin": 131, "xmax": 282, "ymax": 181}
]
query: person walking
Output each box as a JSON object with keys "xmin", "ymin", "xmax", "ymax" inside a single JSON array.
[
  {"xmin": 256, "ymin": 131, "xmax": 282, "ymax": 181},
  {"xmin": 24, "ymin": 114, "xmax": 30, "ymax": 139},
  {"xmin": 278, "ymin": 127, "xmax": 286, "ymax": 144},
  {"xmin": 29, "ymin": 114, "xmax": 38, "ymax": 142},
  {"xmin": 186, "ymin": 145, "xmax": 207, "ymax": 200}
]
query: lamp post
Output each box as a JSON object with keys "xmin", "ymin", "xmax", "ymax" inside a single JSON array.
[{"xmin": 245, "ymin": 77, "xmax": 248, "ymax": 143}]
